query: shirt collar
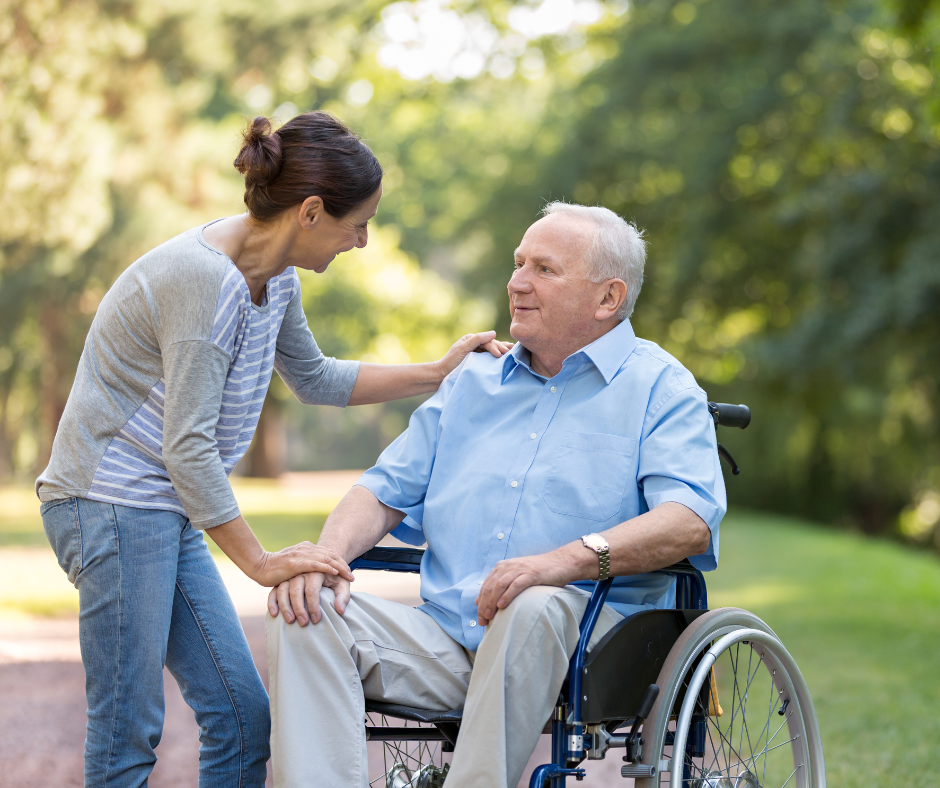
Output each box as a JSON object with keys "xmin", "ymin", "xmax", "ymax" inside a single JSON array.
[{"xmin": 501, "ymin": 319, "xmax": 638, "ymax": 385}]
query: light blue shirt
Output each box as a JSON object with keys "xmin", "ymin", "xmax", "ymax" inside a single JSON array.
[{"xmin": 356, "ymin": 319, "xmax": 727, "ymax": 651}]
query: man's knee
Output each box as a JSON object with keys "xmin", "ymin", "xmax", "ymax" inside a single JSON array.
[
  {"xmin": 487, "ymin": 586, "xmax": 583, "ymax": 642},
  {"xmin": 267, "ymin": 587, "xmax": 341, "ymax": 643}
]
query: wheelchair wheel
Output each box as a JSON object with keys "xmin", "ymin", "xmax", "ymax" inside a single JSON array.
[
  {"xmin": 366, "ymin": 712, "xmax": 450, "ymax": 788},
  {"xmin": 636, "ymin": 608, "xmax": 826, "ymax": 788}
]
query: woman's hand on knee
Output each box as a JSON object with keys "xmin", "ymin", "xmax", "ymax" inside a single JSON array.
[{"xmin": 258, "ymin": 541, "xmax": 354, "ymax": 588}]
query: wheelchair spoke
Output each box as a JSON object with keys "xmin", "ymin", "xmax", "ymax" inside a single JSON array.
[
  {"xmin": 739, "ymin": 646, "xmax": 755, "ymax": 759},
  {"xmin": 366, "ymin": 713, "xmax": 447, "ymax": 788},
  {"xmin": 779, "ymin": 762, "xmax": 802, "ymax": 788}
]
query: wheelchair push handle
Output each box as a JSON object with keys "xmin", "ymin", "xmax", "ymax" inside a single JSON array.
[{"xmin": 708, "ymin": 402, "xmax": 751, "ymax": 430}]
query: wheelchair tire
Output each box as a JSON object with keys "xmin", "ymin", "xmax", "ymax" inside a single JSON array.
[{"xmin": 634, "ymin": 608, "xmax": 826, "ymax": 788}]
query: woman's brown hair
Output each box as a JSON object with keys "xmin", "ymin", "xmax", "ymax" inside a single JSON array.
[{"xmin": 234, "ymin": 111, "xmax": 383, "ymax": 221}]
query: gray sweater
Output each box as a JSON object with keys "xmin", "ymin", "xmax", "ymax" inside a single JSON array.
[{"xmin": 36, "ymin": 221, "xmax": 360, "ymax": 528}]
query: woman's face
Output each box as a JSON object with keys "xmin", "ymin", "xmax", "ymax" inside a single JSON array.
[{"xmin": 297, "ymin": 185, "xmax": 383, "ymax": 274}]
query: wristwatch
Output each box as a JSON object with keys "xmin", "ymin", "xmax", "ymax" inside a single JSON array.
[{"xmin": 581, "ymin": 533, "xmax": 610, "ymax": 581}]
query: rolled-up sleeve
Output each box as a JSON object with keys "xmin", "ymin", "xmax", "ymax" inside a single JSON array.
[
  {"xmin": 638, "ymin": 382, "xmax": 727, "ymax": 571},
  {"xmin": 355, "ymin": 367, "xmax": 460, "ymax": 545},
  {"xmin": 274, "ymin": 274, "xmax": 360, "ymax": 407}
]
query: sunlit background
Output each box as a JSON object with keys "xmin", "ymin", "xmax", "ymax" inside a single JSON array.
[
  {"xmin": 2, "ymin": 0, "xmax": 940, "ymax": 784},
  {"xmin": 2, "ymin": 0, "xmax": 939, "ymax": 539}
]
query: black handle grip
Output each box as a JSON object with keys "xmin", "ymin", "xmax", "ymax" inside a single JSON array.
[{"xmin": 708, "ymin": 402, "xmax": 751, "ymax": 429}]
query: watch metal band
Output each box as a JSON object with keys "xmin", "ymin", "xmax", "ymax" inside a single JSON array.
[{"xmin": 597, "ymin": 549, "xmax": 610, "ymax": 581}]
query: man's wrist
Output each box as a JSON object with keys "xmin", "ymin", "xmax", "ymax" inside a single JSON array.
[{"xmin": 559, "ymin": 541, "xmax": 599, "ymax": 582}]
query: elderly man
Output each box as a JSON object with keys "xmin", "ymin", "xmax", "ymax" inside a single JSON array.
[{"xmin": 265, "ymin": 202, "xmax": 726, "ymax": 788}]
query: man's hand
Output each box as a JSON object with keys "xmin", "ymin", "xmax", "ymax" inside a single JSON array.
[
  {"xmin": 267, "ymin": 571, "xmax": 352, "ymax": 626},
  {"xmin": 475, "ymin": 551, "xmax": 579, "ymax": 627}
]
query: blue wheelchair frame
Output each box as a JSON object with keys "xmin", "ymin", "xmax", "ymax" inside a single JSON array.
[{"xmin": 351, "ymin": 547, "xmax": 707, "ymax": 787}]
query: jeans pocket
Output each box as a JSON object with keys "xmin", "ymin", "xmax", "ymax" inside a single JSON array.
[{"xmin": 41, "ymin": 498, "xmax": 83, "ymax": 585}]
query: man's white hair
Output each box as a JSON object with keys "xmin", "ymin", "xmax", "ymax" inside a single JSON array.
[{"xmin": 540, "ymin": 201, "xmax": 647, "ymax": 320}]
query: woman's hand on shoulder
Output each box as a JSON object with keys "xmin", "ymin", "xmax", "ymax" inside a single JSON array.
[{"xmin": 437, "ymin": 331, "xmax": 514, "ymax": 379}]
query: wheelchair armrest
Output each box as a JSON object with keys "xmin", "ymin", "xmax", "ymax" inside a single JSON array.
[
  {"xmin": 350, "ymin": 546, "xmax": 424, "ymax": 573},
  {"xmin": 652, "ymin": 559, "xmax": 707, "ymax": 610}
]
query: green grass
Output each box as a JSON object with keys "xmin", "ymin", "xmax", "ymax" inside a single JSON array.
[
  {"xmin": 204, "ymin": 513, "xmax": 328, "ymax": 554},
  {"xmin": 710, "ymin": 513, "xmax": 940, "ymax": 787},
  {"xmin": 0, "ymin": 482, "xmax": 331, "ymax": 552},
  {"xmin": 5, "ymin": 484, "xmax": 940, "ymax": 784}
]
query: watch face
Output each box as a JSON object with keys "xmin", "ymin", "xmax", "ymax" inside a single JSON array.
[{"xmin": 582, "ymin": 534, "xmax": 606, "ymax": 552}]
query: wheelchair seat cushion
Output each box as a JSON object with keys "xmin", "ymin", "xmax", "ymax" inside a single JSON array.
[{"xmin": 365, "ymin": 699, "xmax": 464, "ymax": 725}]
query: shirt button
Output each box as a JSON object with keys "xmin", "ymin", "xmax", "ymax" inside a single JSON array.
[
  {"xmin": 497, "ymin": 532, "xmax": 504, "ymax": 539},
  {"xmin": 550, "ymin": 386, "xmax": 557, "ymax": 392},
  {"xmin": 469, "ymin": 620, "xmax": 477, "ymax": 627},
  {"xmin": 510, "ymin": 480, "xmax": 518, "ymax": 487},
  {"xmin": 530, "ymin": 433, "xmax": 537, "ymax": 439}
]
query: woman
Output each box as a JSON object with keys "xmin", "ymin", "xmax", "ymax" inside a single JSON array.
[{"xmin": 36, "ymin": 111, "xmax": 508, "ymax": 787}]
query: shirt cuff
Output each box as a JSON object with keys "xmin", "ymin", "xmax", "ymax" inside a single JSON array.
[
  {"xmin": 390, "ymin": 516, "xmax": 426, "ymax": 546},
  {"xmin": 354, "ymin": 474, "xmax": 426, "ymax": 537},
  {"xmin": 190, "ymin": 504, "xmax": 241, "ymax": 530},
  {"xmin": 644, "ymin": 488, "xmax": 720, "ymax": 571}
]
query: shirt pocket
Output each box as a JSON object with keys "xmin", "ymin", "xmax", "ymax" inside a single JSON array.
[{"xmin": 542, "ymin": 431, "xmax": 637, "ymax": 522}]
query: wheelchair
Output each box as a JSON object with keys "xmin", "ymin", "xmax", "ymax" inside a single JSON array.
[{"xmin": 349, "ymin": 403, "xmax": 826, "ymax": 788}]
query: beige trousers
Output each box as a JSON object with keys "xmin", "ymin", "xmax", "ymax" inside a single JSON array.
[{"xmin": 266, "ymin": 585, "xmax": 623, "ymax": 788}]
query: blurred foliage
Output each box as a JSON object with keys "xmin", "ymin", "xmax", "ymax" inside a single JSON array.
[
  {"xmin": 428, "ymin": 0, "xmax": 940, "ymax": 540},
  {"xmin": 1, "ymin": 0, "xmax": 938, "ymax": 546},
  {"xmin": 280, "ymin": 226, "xmax": 496, "ymax": 470}
]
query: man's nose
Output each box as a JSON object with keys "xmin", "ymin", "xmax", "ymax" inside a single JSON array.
[
  {"xmin": 508, "ymin": 267, "xmax": 533, "ymax": 293},
  {"xmin": 356, "ymin": 227, "xmax": 368, "ymax": 249}
]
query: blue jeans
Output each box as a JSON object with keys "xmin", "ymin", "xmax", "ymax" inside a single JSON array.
[{"xmin": 40, "ymin": 497, "xmax": 270, "ymax": 788}]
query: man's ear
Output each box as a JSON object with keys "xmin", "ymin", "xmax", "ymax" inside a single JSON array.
[
  {"xmin": 596, "ymin": 279, "xmax": 627, "ymax": 321},
  {"xmin": 298, "ymin": 196, "xmax": 325, "ymax": 229}
]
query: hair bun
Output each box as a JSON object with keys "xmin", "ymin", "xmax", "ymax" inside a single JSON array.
[{"xmin": 234, "ymin": 116, "xmax": 283, "ymax": 188}]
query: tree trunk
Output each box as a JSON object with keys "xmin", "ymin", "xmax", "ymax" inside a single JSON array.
[
  {"xmin": 38, "ymin": 297, "xmax": 74, "ymax": 473},
  {"xmin": 242, "ymin": 394, "xmax": 286, "ymax": 478}
]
